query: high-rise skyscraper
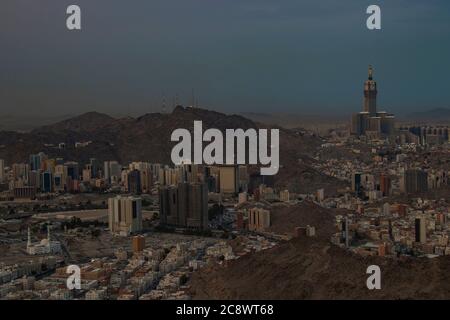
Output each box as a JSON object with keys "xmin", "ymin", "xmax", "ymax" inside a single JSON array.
[
  {"xmin": 219, "ymin": 165, "xmax": 239, "ymax": 194},
  {"xmin": 140, "ymin": 169, "xmax": 153, "ymax": 193},
  {"xmin": 364, "ymin": 65, "xmax": 377, "ymax": 116},
  {"xmin": 29, "ymin": 154, "xmax": 40, "ymax": 172},
  {"xmin": 379, "ymin": 174, "xmax": 391, "ymax": 196},
  {"xmin": 127, "ymin": 169, "xmax": 142, "ymax": 194},
  {"xmin": 90, "ymin": 158, "xmax": 100, "ymax": 179},
  {"xmin": 110, "ymin": 162, "xmax": 122, "ymax": 180},
  {"xmin": 415, "ymin": 216, "xmax": 427, "ymax": 244},
  {"xmin": 29, "ymin": 152, "xmax": 46, "ymax": 171},
  {"xmin": 351, "ymin": 172, "xmax": 362, "ymax": 195},
  {"xmin": 159, "ymin": 182, "xmax": 209, "ymax": 230},
  {"xmin": 401, "ymin": 169, "xmax": 428, "ymax": 194},
  {"xmin": 104, "ymin": 161, "xmax": 122, "ymax": 184},
  {"xmin": 187, "ymin": 183, "xmax": 209, "ymax": 228},
  {"xmin": 54, "ymin": 165, "xmax": 68, "ymax": 192},
  {"xmin": 64, "ymin": 161, "xmax": 79, "ymax": 181},
  {"xmin": 351, "ymin": 66, "xmax": 395, "ymax": 137},
  {"xmin": 41, "ymin": 171, "xmax": 53, "ymax": 193},
  {"xmin": 108, "ymin": 196, "xmax": 143, "ymax": 236}
]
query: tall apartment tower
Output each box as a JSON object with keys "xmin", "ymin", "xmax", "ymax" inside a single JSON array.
[
  {"xmin": 65, "ymin": 161, "xmax": 79, "ymax": 181},
  {"xmin": 127, "ymin": 169, "xmax": 142, "ymax": 194},
  {"xmin": 402, "ymin": 169, "xmax": 428, "ymax": 194},
  {"xmin": 351, "ymin": 172, "xmax": 362, "ymax": 195},
  {"xmin": 363, "ymin": 65, "xmax": 377, "ymax": 116},
  {"xmin": 219, "ymin": 165, "xmax": 239, "ymax": 194},
  {"xmin": 415, "ymin": 216, "xmax": 427, "ymax": 244},
  {"xmin": 159, "ymin": 182, "xmax": 209, "ymax": 230},
  {"xmin": 108, "ymin": 196, "xmax": 143, "ymax": 236},
  {"xmin": 160, "ymin": 184, "xmax": 180, "ymax": 226},
  {"xmin": 187, "ymin": 183, "xmax": 209, "ymax": 229},
  {"xmin": 177, "ymin": 182, "xmax": 189, "ymax": 227},
  {"xmin": 379, "ymin": 174, "xmax": 391, "ymax": 197},
  {"xmin": 41, "ymin": 171, "xmax": 53, "ymax": 193}
]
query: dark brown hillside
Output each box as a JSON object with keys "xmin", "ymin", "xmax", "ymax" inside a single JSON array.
[
  {"xmin": 0, "ymin": 106, "xmax": 347, "ymax": 193},
  {"xmin": 189, "ymin": 202, "xmax": 450, "ymax": 300},
  {"xmin": 189, "ymin": 232, "xmax": 450, "ymax": 300},
  {"xmin": 267, "ymin": 201, "xmax": 338, "ymax": 239},
  {"xmin": 34, "ymin": 111, "xmax": 116, "ymax": 133}
]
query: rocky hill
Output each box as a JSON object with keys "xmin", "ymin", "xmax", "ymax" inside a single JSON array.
[
  {"xmin": 189, "ymin": 204, "xmax": 450, "ymax": 300},
  {"xmin": 0, "ymin": 106, "xmax": 346, "ymax": 193},
  {"xmin": 405, "ymin": 108, "xmax": 450, "ymax": 123},
  {"xmin": 267, "ymin": 201, "xmax": 346, "ymax": 239}
]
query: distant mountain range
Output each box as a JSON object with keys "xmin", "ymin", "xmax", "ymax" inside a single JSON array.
[
  {"xmin": 0, "ymin": 106, "xmax": 346, "ymax": 193},
  {"xmin": 0, "ymin": 114, "xmax": 76, "ymax": 132},
  {"xmin": 404, "ymin": 108, "xmax": 450, "ymax": 123},
  {"xmin": 240, "ymin": 112, "xmax": 348, "ymax": 131}
]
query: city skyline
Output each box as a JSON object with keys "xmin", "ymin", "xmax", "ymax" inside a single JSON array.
[
  {"xmin": 1, "ymin": 0, "xmax": 450, "ymax": 116},
  {"xmin": 3, "ymin": 0, "xmax": 450, "ymax": 304}
]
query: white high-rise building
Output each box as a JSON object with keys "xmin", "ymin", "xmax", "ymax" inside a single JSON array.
[
  {"xmin": 108, "ymin": 196, "xmax": 143, "ymax": 236},
  {"xmin": 104, "ymin": 161, "xmax": 122, "ymax": 184}
]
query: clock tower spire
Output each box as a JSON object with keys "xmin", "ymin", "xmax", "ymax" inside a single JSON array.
[{"xmin": 363, "ymin": 65, "xmax": 377, "ymax": 116}]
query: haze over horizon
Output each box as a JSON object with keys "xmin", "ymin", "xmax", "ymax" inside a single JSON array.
[{"xmin": 1, "ymin": 0, "xmax": 450, "ymax": 117}]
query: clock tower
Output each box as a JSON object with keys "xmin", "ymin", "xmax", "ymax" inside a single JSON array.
[{"xmin": 363, "ymin": 65, "xmax": 377, "ymax": 116}]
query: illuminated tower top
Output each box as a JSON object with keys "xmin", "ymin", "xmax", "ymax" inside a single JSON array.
[
  {"xmin": 363, "ymin": 65, "xmax": 377, "ymax": 116},
  {"xmin": 368, "ymin": 65, "xmax": 373, "ymax": 80}
]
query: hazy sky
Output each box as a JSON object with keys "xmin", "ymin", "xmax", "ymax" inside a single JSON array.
[{"xmin": 1, "ymin": 0, "xmax": 450, "ymax": 117}]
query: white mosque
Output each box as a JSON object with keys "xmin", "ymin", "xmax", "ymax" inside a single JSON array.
[{"xmin": 27, "ymin": 225, "xmax": 62, "ymax": 255}]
